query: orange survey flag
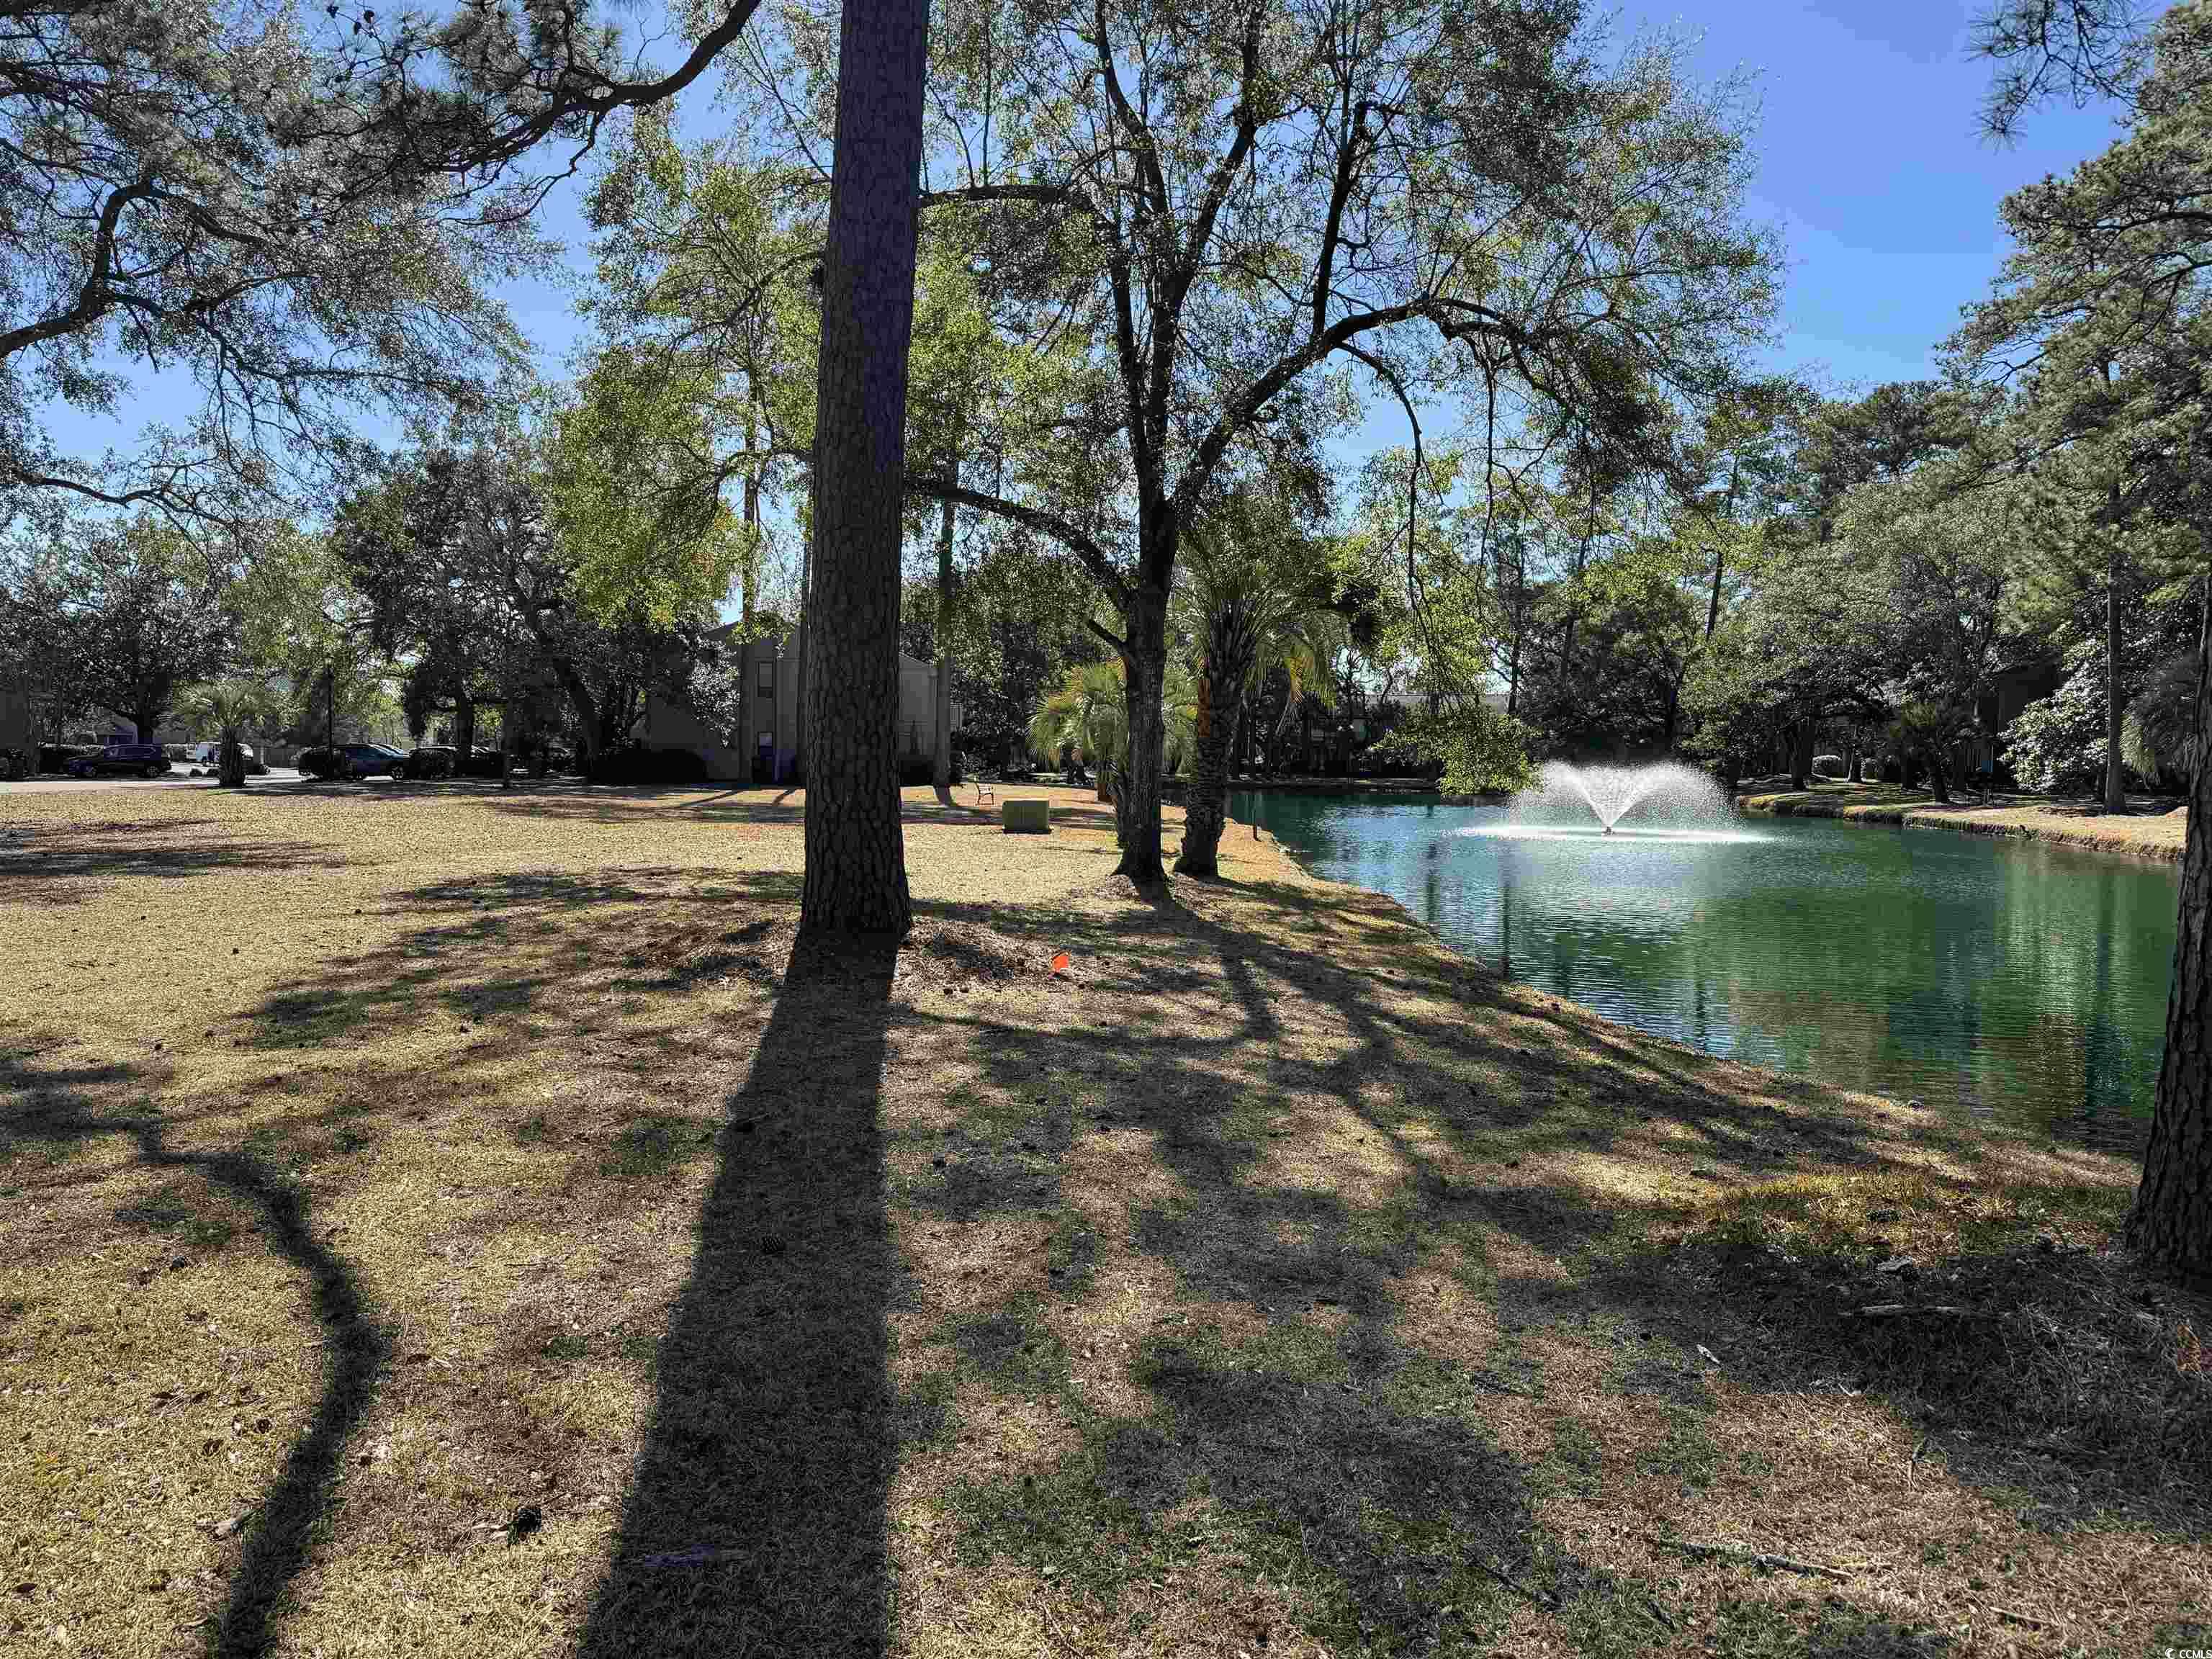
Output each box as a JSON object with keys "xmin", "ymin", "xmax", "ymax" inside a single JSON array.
[{"xmin": 1050, "ymin": 950, "xmax": 1071, "ymax": 974}]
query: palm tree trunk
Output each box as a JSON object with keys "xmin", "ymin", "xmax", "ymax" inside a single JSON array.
[
  {"xmin": 217, "ymin": 726, "xmax": 246, "ymax": 789},
  {"xmin": 1177, "ymin": 606, "xmax": 1256, "ymax": 878}
]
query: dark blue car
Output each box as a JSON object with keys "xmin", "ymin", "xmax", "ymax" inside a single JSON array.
[{"xmin": 66, "ymin": 742, "xmax": 172, "ymax": 779}]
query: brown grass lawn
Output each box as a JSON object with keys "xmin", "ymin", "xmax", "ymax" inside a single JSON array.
[
  {"xmin": 1, "ymin": 780, "xmax": 2206, "ymax": 1658},
  {"xmin": 1737, "ymin": 782, "xmax": 2187, "ymax": 863}
]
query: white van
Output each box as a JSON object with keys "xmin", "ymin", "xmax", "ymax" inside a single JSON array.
[{"xmin": 185, "ymin": 741, "xmax": 261, "ymax": 773}]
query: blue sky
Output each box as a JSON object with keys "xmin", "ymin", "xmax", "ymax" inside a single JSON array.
[
  {"xmin": 42, "ymin": 1, "xmax": 2134, "ymax": 487},
  {"xmin": 1635, "ymin": 0, "xmax": 2122, "ymax": 390}
]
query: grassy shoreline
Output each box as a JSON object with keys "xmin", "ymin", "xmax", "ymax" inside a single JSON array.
[
  {"xmin": 3, "ymin": 782, "xmax": 2206, "ymax": 1656},
  {"xmin": 1737, "ymin": 780, "xmax": 2188, "ymax": 863}
]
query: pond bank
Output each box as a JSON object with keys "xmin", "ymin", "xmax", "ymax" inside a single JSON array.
[
  {"xmin": 4, "ymin": 783, "xmax": 2206, "ymax": 1655},
  {"xmin": 1166, "ymin": 773, "xmax": 1449, "ymax": 800},
  {"xmin": 1738, "ymin": 779, "xmax": 2188, "ymax": 862}
]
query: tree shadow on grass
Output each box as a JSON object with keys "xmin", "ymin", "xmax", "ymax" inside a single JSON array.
[
  {"xmin": 879, "ymin": 862, "xmax": 2043, "ymax": 1648},
  {"xmin": 0, "ymin": 821, "xmax": 341, "ymax": 906},
  {"xmin": 240, "ymin": 866, "xmax": 783, "ymax": 1051},
  {"xmin": 1543, "ymin": 1172, "xmax": 2212, "ymax": 1543},
  {"xmin": 0, "ymin": 1048, "xmax": 387, "ymax": 1658},
  {"xmin": 575, "ymin": 932, "xmax": 900, "ymax": 1659},
  {"xmin": 479, "ymin": 786, "xmax": 811, "ymax": 828}
]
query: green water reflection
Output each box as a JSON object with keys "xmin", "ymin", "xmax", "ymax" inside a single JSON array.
[{"xmin": 1229, "ymin": 792, "xmax": 2178, "ymax": 1151}]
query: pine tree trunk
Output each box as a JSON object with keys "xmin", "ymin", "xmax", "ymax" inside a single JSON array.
[
  {"xmin": 2105, "ymin": 547, "xmax": 2127, "ymax": 812},
  {"xmin": 799, "ymin": 0, "xmax": 927, "ymax": 936},
  {"xmin": 1506, "ymin": 557, "xmax": 1525, "ymax": 719},
  {"xmin": 1115, "ymin": 584, "xmax": 1170, "ymax": 885},
  {"xmin": 932, "ymin": 482, "xmax": 956, "ymax": 807},
  {"xmin": 738, "ymin": 408, "xmax": 760, "ymax": 781},
  {"xmin": 796, "ymin": 435, "xmax": 816, "ymax": 778},
  {"xmin": 2131, "ymin": 631, "xmax": 2212, "ymax": 1275}
]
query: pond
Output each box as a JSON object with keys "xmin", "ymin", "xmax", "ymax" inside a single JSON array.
[{"xmin": 1228, "ymin": 790, "xmax": 2180, "ymax": 1152}]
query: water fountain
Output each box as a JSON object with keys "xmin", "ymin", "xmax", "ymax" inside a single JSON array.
[{"xmin": 1486, "ymin": 760, "xmax": 1745, "ymax": 841}]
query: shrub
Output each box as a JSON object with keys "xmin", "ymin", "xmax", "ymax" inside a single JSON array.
[
  {"xmin": 1811, "ymin": 753, "xmax": 1846, "ymax": 779},
  {"xmin": 588, "ymin": 745, "xmax": 711, "ymax": 786},
  {"xmin": 899, "ymin": 753, "xmax": 963, "ymax": 787},
  {"xmin": 2004, "ymin": 643, "xmax": 2139, "ymax": 795}
]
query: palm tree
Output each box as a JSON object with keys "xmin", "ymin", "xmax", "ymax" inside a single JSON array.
[
  {"xmin": 1173, "ymin": 499, "xmax": 1345, "ymax": 877},
  {"xmin": 176, "ymin": 678, "xmax": 283, "ymax": 788},
  {"xmin": 1028, "ymin": 661, "xmax": 1128, "ymax": 801},
  {"xmin": 1028, "ymin": 657, "xmax": 1195, "ymax": 848}
]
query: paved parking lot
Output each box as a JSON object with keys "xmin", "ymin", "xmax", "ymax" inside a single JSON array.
[{"xmin": 0, "ymin": 768, "xmax": 309, "ymax": 794}]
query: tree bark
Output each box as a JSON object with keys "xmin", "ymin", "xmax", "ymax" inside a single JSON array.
[
  {"xmin": 797, "ymin": 436, "xmax": 816, "ymax": 777},
  {"xmin": 737, "ymin": 405, "xmax": 760, "ymax": 781},
  {"xmin": 2131, "ymin": 628, "xmax": 2212, "ymax": 1276},
  {"xmin": 1115, "ymin": 583, "xmax": 1170, "ymax": 884},
  {"xmin": 799, "ymin": 0, "xmax": 927, "ymax": 936},
  {"xmin": 932, "ymin": 472, "xmax": 956, "ymax": 806},
  {"xmin": 2105, "ymin": 534, "xmax": 2127, "ymax": 812},
  {"xmin": 1703, "ymin": 457, "xmax": 1738, "ymax": 644},
  {"xmin": 560, "ymin": 668, "xmax": 603, "ymax": 775},
  {"xmin": 217, "ymin": 727, "xmax": 246, "ymax": 789},
  {"xmin": 1789, "ymin": 721, "xmax": 1814, "ymax": 791},
  {"xmin": 1175, "ymin": 602, "xmax": 1256, "ymax": 878}
]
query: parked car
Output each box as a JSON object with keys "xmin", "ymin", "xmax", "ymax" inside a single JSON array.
[
  {"xmin": 38, "ymin": 743, "xmax": 90, "ymax": 773},
  {"xmin": 66, "ymin": 742, "xmax": 172, "ymax": 779},
  {"xmin": 400, "ymin": 745, "xmax": 457, "ymax": 779},
  {"xmin": 297, "ymin": 743, "xmax": 405, "ymax": 780},
  {"xmin": 460, "ymin": 747, "xmax": 518, "ymax": 778}
]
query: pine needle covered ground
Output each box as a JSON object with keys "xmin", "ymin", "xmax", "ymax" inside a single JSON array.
[{"xmin": 2, "ymin": 781, "xmax": 2206, "ymax": 1657}]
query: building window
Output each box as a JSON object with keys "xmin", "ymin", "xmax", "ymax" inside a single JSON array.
[{"xmin": 756, "ymin": 660, "xmax": 775, "ymax": 696}]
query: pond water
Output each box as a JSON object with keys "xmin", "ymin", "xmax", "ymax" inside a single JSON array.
[{"xmin": 1228, "ymin": 791, "xmax": 2180, "ymax": 1151}]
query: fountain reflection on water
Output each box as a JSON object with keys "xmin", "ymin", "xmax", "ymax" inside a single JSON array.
[{"xmin": 1467, "ymin": 760, "xmax": 1758, "ymax": 842}]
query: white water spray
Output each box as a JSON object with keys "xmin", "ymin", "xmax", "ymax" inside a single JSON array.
[{"xmin": 1503, "ymin": 761, "xmax": 1739, "ymax": 837}]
